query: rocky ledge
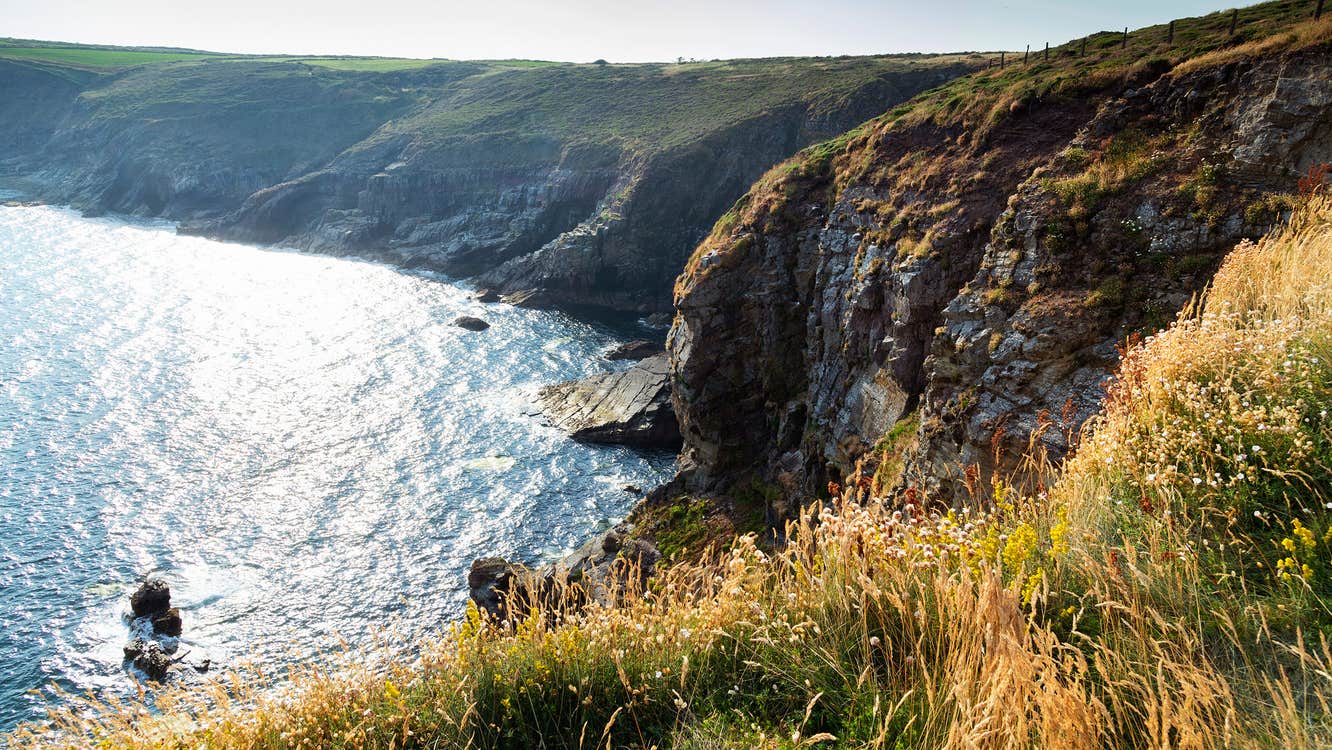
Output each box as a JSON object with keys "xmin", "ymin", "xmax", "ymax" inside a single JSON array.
[
  {"xmin": 605, "ymin": 340, "xmax": 664, "ymax": 361},
  {"xmin": 537, "ymin": 354, "xmax": 681, "ymax": 449},
  {"xmin": 468, "ymin": 523, "xmax": 661, "ymax": 622}
]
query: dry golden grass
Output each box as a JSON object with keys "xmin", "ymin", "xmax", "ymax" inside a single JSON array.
[{"xmin": 1171, "ymin": 17, "xmax": 1332, "ymax": 77}]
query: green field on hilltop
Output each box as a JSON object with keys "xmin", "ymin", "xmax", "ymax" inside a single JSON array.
[{"xmin": 0, "ymin": 45, "xmax": 217, "ymax": 69}]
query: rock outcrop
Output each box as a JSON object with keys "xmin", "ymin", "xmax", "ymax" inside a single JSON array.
[
  {"xmin": 605, "ymin": 340, "xmax": 664, "ymax": 361},
  {"xmin": 467, "ymin": 524, "xmax": 661, "ymax": 621},
  {"xmin": 123, "ymin": 578, "xmax": 185, "ymax": 680},
  {"xmin": 453, "ymin": 315, "xmax": 491, "ymax": 331},
  {"xmin": 123, "ymin": 638, "xmax": 172, "ymax": 680},
  {"xmin": 129, "ymin": 578, "xmax": 172, "ymax": 618},
  {"xmin": 671, "ymin": 42, "xmax": 1332, "ymax": 515},
  {"xmin": 538, "ymin": 354, "xmax": 681, "ymax": 449}
]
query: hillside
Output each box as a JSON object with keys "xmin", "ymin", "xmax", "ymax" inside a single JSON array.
[
  {"xmin": 0, "ymin": 46, "xmax": 980, "ymax": 311},
  {"xmin": 669, "ymin": 0, "xmax": 1332, "ymax": 518}
]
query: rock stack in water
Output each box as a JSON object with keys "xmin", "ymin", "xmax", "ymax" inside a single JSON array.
[{"xmin": 124, "ymin": 577, "xmax": 183, "ymax": 680}]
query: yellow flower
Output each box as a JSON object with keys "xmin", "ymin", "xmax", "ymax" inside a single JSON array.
[
  {"xmin": 1292, "ymin": 519, "xmax": 1316, "ymax": 550},
  {"xmin": 1003, "ymin": 523, "xmax": 1039, "ymax": 572},
  {"xmin": 1021, "ymin": 569, "xmax": 1045, "ymax": 606}
]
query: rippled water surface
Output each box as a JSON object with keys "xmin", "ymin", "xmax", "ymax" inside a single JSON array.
[{"xmin": 0, "ymin": 204, "xmax": 673, "ymax": 731}]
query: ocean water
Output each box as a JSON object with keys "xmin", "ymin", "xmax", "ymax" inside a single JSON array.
[{"xmin": 0, "ymin": 203, "xmax": 674, "ymax": 731}]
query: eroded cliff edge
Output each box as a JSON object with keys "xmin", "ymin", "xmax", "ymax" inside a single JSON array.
[{"xmin": 670, "ymin": 17, "xmax": 1332, "ymax": 520}]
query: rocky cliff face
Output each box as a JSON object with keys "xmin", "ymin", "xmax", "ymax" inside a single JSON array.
[
  {"xmin": 671, "ymin": 40, "xmax": 1332, "ymax": 514},
  {"xmin": 11, "ymin": 61, "xmax": 456, "ymax": 219},
  {"xmin": 193, "ymin": 64, "xmax": 977, "ymax": 312}
]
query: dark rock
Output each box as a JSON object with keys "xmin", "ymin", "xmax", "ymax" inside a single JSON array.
[
  {"xmin": 453, "ymin": 315, "xmax": 491, "ymax": 331},
  {"xmin": 537, "ymin": 354, "xmax": 681, "ymax": 449},
  {"xmin": 643, "ymin": 312, "xmax": 674, "ymax": 329},
  {"xmin": 194, "ymin": 659, "xmax": 212, "ymax": 673},
  {"xmin": 472, "ymin": 288, "xmax": 502, "ymax": 303},
  {"xmin": 601, "ymin": 529, "xmax": 624, "ymax": 554},
  {"xmin": 605, "ymin": 340, "xmax": 664, "ymax": 361},
  {"xmin": 618, "ymin": 539, "xmax": 661, "ymax": 571},
  {"xmin": 132, "ymin": 642, "xmax": 172, "ymax": 680},
  {"xmin": 468, "ymin": 557, "xmax": 519, "ymax": 619},
  {"xmin": 621, "ymin": 484, "xmax": 642, "ymax": 495},
  {"xmin": 152, "ymin": 607, "xmax": 183, "ymax": 637},
  {"xmin": 130, "ymin": 578, "xmax": 171, "ymax": 618},
  {"xmin": 123, "ymin": 637, "xmax": 146, "ymax": 661}
]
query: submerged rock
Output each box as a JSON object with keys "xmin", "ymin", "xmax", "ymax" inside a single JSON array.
[
  {"xmin": 605, "ymin": 340, "xmax": 664, "ymax": 361},
  {"xmin": 537, "ymin": 354, "xmax": 681, "ymax": 449},
  {"xmin": 453, "ymin": 315, "xmax": 491, "ymax": 331},
  {"xmin": 130, "ymin": 578, "xmax": 171, "ymax": 618}
]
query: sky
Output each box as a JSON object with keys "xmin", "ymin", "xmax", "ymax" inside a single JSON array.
[{"xmin": 2, "ymin": 0, "xmax": 1250, "ymax": 62}]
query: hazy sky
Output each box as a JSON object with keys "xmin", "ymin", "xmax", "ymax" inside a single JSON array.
[{"xmin": 4, "ymin": 0, "xmax": 1247, "ymax": 62}]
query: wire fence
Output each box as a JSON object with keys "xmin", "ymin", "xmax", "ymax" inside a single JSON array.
[{"xmin": 983, "ymin": 0, "xmax": 1326, "ymax": 70}]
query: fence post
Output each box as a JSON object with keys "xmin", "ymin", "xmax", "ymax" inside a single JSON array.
[
  {"xmin": 1229, "ymin": 8, "xmax": 1239, "ymax": 36},
  {"xmin": 1024, "ymin": 44, "xmax": 1030, "ymax": 64},
  {"xmin": 1044, "ymin": 42, "xmax": 1049, "ymax": 61},
  {"xmin": 1000, "ymin": 51, "xmax": 1005, "ymax": 68},
  {"xmin": 1168, "ymin": 19, "xmax": 1175, "ymax": 44},
  {"xmin": 1317, "ymin": 0, "xmax": 1325, "ymax": 20},
  {"xmin": 1122, "ymin": 27, "xmax": 1128, "ymax": 49},
  {"xmin": 1081, "ymin": 37, "xmax": 1088, "ymax": 56}
]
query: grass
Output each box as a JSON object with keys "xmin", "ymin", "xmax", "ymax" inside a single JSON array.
[
  {"xmin": 353, "ymin": 54, "xmax": 982, "ymax": 161},
  {"xmin": 10, "ymin": 192, "xmax": 1332, "ymax": 748},
  {"xmin": 0, "ymin": 46, "xmax": 220, "ymax": 69}
]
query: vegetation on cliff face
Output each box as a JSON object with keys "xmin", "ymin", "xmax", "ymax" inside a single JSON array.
[{"xmin": 10, "ymin": 194, "xmax": 1332, "ymax": 748}]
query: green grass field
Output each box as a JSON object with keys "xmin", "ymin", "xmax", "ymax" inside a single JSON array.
[{"xmin": 0, "ymin": 46, "xmax": 220, "ymax": 68}]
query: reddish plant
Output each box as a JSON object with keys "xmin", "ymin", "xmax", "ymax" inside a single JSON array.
[{"xmin": 1298, "ymin": 162, "xmax": 1331, "ymax": 196}]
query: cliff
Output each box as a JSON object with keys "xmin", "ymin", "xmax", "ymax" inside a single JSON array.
[
  {"xmin": 671, "ymin": 4, "xmax": 1332, "ymax": 515},
  {"xmin": 0, "ymin": 48, "xmax": 980, "ymax": 312}
]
